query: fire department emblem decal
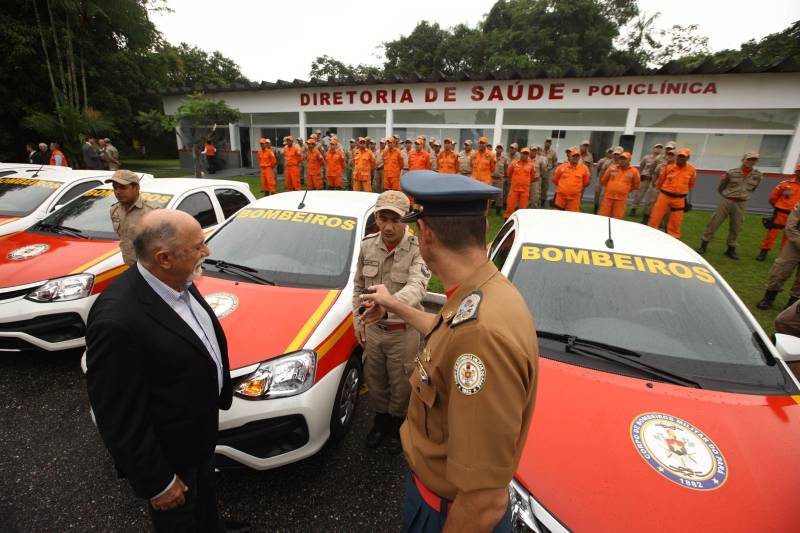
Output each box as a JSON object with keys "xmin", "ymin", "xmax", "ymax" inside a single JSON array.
[
  {"xmin": 204, "ymin": 292, "xmax": 239, "ymax": 319},
  {"xmin": 454, "ymin": 354, "xmax": 485, "ymax": 395},
  {"xmin": 7, "ymin": 244, "xmax": 49, "ymax": 260},
  {"xmin": 631, "ymin": 412, "xmax": 727, "ymax": 490}
]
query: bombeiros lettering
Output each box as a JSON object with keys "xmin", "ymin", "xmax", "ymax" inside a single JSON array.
[{"xmin": 237, "ymin": 208, "xmax": 356, "ymax": 231}]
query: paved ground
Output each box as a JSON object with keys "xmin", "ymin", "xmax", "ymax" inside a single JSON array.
[{"xmin": 0, "ymin": 349, "xmax": 406, "ymax": 532}]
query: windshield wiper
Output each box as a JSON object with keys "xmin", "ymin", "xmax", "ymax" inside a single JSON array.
[
  {"xmin": 35, "ymin": 222, "xmax": 88, "ymax": 239},
  {"xmin": 537, "ymin": 330, "xmax": 702, "ymax": 388},
  {"xmin": 203, "ymin": 259, "xmax": 275, "ymax": 285}
]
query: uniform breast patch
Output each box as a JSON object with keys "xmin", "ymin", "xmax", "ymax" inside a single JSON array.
[
  {"xmin": 453, "ymin": 354, "xmax": 485, "ymax": 395},
  {"xmin": 450, "ymin": 291, "xmax": 481, "ymax": 327}
]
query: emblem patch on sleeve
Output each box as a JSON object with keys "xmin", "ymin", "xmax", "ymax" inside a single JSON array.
[
  {"xmin": 454, "ymin": 354, "xmax": 486, "ymax": 395},
  {"xmin": 450, "ymin": 291, "xmax": 481, "ymax": 327}
]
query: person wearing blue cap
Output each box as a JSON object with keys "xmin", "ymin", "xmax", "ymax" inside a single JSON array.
[{"xmin": 359, "ymin": 170, "xmax": 539, "ymax": 533}]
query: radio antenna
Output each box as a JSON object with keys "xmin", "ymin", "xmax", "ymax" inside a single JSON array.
[{"xmin": 605, "ymin": 216, "xmax": 615, "ymax": 249}]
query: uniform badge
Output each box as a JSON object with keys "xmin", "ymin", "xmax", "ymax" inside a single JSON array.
[
  {"xmin": 630, "ymin": 412, "xmax": 727, "ymax": 491},
  {"xmin": 450, "ymin": 291, "xmax": 482, "ymax": 327},
  {"xmin": 204, "ymin": 292, "xmax": 239, "ymax": 319},
  {"xmin": 7, "ymin": 244, "xmax": 49, "ymax": 260},
  {"xmin": 453, "ymin": 354, "xmax": 485, "ymax": 395}
]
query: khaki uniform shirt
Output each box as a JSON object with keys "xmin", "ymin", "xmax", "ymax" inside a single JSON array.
[
  {"xmin": 543, "ymin": 148, "xmax": 557, "ymax": 170},
  {"xmin": 718, "ymin": 166, "xmax": 763, "ymax": 201},
  {"xmin": 401, "ymin": 261, "xmax": 538, "ymax": 500},
  {"xmin": 431, "ymin": 151, "xmax": 440, "ymax": 171},
  {"xmin": 110, "ymin": 197, "xmax": 160, "ymax": 266},
  {"xmin": 457, "ymin": 150, "xmax": 473, "ymax": 175},
  {"xmin": 534, "ymin": 155, "xmax": 548, "ymax": 180},
  {"xmin": 596, "ymin": 157, "xmax": 614, "ymax": 180},
  {"xmin": 493, "ymin": 154, "xmax": 509, "ymax": 179},
  {"xmin": 353, "ymin": 232, "xmax": 430, "ymax": 326},
  {"xmin": 638, "ymin": 153, "xmax": 660, "ymax": 178},
  {"xmin": 102, "ymin": 144, "xmax": 121, "ymax": 171}
]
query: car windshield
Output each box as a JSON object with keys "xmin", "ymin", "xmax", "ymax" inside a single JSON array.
[
  {"xmin": 32, "ymin": 189, "xmax": 173, "ymax": 240},
  {"xmin": 204, "ymin": 207, "xmax": 357, "ymax": 289},
  {"xmin": 0, "ymin": 175, "xmax": 63, "ymax": 216}
]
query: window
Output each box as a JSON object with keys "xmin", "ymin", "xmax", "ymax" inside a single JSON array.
[
  {"xmin": 306, "ymin": 110, "xmax": 386, "ymax": 125},
  {"xmin": 394, "ymin": 109, "xmax": 496, "ymax": 125},
  {"xmin": 459, "ymin": 129, "xmax": 486, "ymax": 146},
  {"xmin": 505, "ymin": 130, "xmax": 529, "ymax": 148},
  {"xmin": 215, "ymin": 188, "xmax": 250, "ymax": 219},
  {"xmin": 54, "ymin": 180, "xmax": 102, "ymax": 211},
  {"xmin": 490, "ymin": 225, "xmax": 516, "ymax": 272},
  {"xmin": 177, "ymin": 192, "xmax": 216, "ymax": 228},
  {"xmin": 503, "ymin": 109, "xmax": 627, "ymax": 127},
  {"xmin": 636, "ymin": 109, "xmax": 798, "ymax": 130},
  {"xmin": 251, "ymin": 112, "xmax": 299, "ymax": 125}
]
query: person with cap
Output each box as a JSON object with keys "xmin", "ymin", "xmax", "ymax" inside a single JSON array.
[
  {"xmin": 507, "ymin": 143, "xmax": 520, "ymax": 207},
  {"xmin": 648, "ymin": 148, "xmax": 697, "ymax": 238},
  {"xmin": 529, "ymin": 145, "xmax": 548, "ymax": 208},
  {"xmin": 641, "ymin": 145, "xmax": 676, "ymax": 225},
  {"xmin": 598, "ymin": 152, "xmax": 640, "ymax": 219},
  {"xmin": 458, "ymin": 140, "xmax": 473, "ymax": 176},
  {"xmin": 257, "ymin": 138, "xmax": 277, "ymax": 196},
  {"xmin": 592, "ymin": 148, "xmax": 615, "ymax": 213},
  {"xmin": 101, "ymin": 138, "xmax": 121, "ymax": 171},
  {"xmin": 541, "ymin": 138, "xmax": 558, "ymax": 206},
  {"xmin": 697, "ymin": 152, "xmax": 763, "ymax": 259},
  {"xmin": 552, "ymin": 148, "xmax": 590, "ymax": 212},
  {"xmin": 353, "ymin": 190, "xmax": 431, "ymax": 454},
  {"xmin": 471, "ymin": 137, "xmax": 496, "ymax": 185},
  {"xmin": 352, "ymin": 137, "xmax": 377, "ymax": 192},
  {"xmin": 756, "ymin": 164, "xmax": 800, "ymax": 262},
  {"xmin": 282, "ymin": 136, "xmax": 303, "ymax": 192},
  {"xmin": 358, "ymin": 171, "xmax": 538, "ymax": 533},
  {"xmin": 757, "ymin": 201, "xmax": 800, "ymax": 310},
  {"xmin": 345, "ymin": 139, "xmax": 357, "ymax": 189},
  {"xmin": 630, "ymin": 143, "xmax": 664, "ymax": 217},
  {"xmin": 49, "ymin": 141, "xmax": 68, "ymax": 167},
  {"xmin": 107, "ymin": 170, "xmax": 160, "ymax": 266},
  {"xmin": 429, "ymin": 139, "xmax": 441, "ymax": 171},
  {"xmin": 408, "ymin": 138, "xmax": 433, "ymax": 171},
  {"xmin": 305, "ymin": 138, "xmax": 325, "ymax": 190},
  {"xmin": 504, "ymin": 147, "xmax": 537, "ymax": 219},
  {"xmin": 83, "ymin": 135, "xmax": 102, "ymax": 170},
  {"xmin": 437, "ymin": 139, "xmax": 458, "ymax": 174},
  {"xmin": 382, "ymin": 136, "xmax": 404, "ymax": 191},
  {"xmin": 579, "ymin": 140, "xmax": 594, "ymax": 169},
  {"xmin": 492, "ymin": 144, "xmax": 509, "ymax": 215},
  {"xmin": 402, "ymin": 139, "xmax": 413, "ymax": 174},
  {"xmin": 373, "ymin": 138, "xmax": 387, "ymax": 193},
  {"xmin": 325, "ymin": 139, "xmax": 346, "ymax": 190}
]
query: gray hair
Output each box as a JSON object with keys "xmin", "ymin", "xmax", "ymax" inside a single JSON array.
[{"xmin": 133, "ymin": 219, "xmax": 180, "ymax": 261}]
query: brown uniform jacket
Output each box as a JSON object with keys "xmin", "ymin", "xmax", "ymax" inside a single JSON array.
[
  {"xmin": 542, "ymin": 148, "xmax": 557, "ymax": 170},
  {"xmin": 457, "ymin": 150, "xmax": 473, "ymax": 175},
  {"xmin": 638, "ymin": 153, "xmax": 660, "ymax": 178},
  {"xmin": 401, "ymin": 261, "xmax": 538, "ymax": 500},
  {"xmin": 717, "ymin": 166, "xmax": 763, "ymax": 201},
  {"xmin": 785, "ymin": 203, "xmax": 800, "ymax": 248},
  {"xmin": 110, "ymin": 197, "xmax": 160, "ymax": 266},
  {"xmin": 493, "ymin": 154, "xmax": 509, "ymax": 179}
]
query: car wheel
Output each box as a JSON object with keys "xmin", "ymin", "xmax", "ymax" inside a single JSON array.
[{"xmin": 330, "ymin": 352, "xmax": 362, "ymax": 442}]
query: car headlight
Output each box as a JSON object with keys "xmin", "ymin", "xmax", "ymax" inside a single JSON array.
[
  {"xmin": 26, "ymin": 274, "xmax": 94, "ymax": 302},
  {"xmin": 509, "ymin": 479, "xmax": 538, "ymax": 532},
  {"xmin": 234, "ymin": 349, "xmax": 316, "ymax": 400}
]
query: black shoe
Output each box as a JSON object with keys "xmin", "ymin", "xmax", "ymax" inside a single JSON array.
[
  {"xmin": 757, "ymin": 290, "xmax": 779, "ymax": 310},
  {"xmin": 724, "ymin": 246, "xmax": 739, "ymax": 260},
  {"xmin": 365, "ymin": 413, "xmax": 390, "ymax": 448},
  {"xmin": 224, "ymin": 520, "xmax": 252, "ymax": 533},
  {"xmin": 629, "ymin": 207, "xmax": 638, "ymax": 217},
  {"xmin": 696, "ymin": 240, "xmax": 709, "ymax": 255},
  {"xmin": 786, "ymin": 296, "xmax": 799, "ymax": 309},
  {"xmin": 386, "ymin": 416, "xmax": 404, "ymax": 455},
  {"xmin": 641, "ymin": 215, "xmax": 650, "ymax": 225},
  {"xmin": 756, "ymin": 249, "xmax": 768, "ymax": 262}
]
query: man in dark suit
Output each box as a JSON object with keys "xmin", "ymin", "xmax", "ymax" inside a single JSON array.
[
  {"xmin": 86, "ymin": 209, "xmax": 246, "ymax": 532},
  {"xmin": 82, "ymin": 135, "xmax": 102, "ymax": 169}
]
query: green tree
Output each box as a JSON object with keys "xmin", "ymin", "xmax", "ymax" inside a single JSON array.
[
  {"xmin": 309, "ymin": 55, "xmax": 382, "ymax": 81},
  {"xmin": 171, "ymin": 94, "xmax": 240, "ymax": 178}
]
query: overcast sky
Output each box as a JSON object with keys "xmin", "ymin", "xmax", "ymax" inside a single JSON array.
[{"xmin": 151, "ymin": 0, "xmax": 799, "ymax": 83}]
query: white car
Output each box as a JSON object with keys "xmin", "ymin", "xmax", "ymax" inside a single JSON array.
[
  {"xmin": 0, "ymin": 167, "xmax": 154, "ymax": 237},
  {"xmin": 0, "ymin": 178, "xmax": 254, "ymax": 353}
]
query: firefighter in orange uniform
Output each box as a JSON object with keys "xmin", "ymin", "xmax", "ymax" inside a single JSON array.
[
  {"xmin": 648, "ymin": 148, "xmax": 697, "ymax": 238},
  {"xmin": 599, "ymin": 152, "xmax": 640, "ymax": 219},
  {"xmin": 325, "ymin": 139, "xmax": 346, "ymax": 190},
  {"xmin": 283, "ymin": 136, "xmax": 303, "ymax": 192},
  {"xmin": 756, "ymin": 165, "xmax": 800, "ymax": 261},
  {"xmin": 504, "ymin": 147, "xmax": 537, "ymax": 219},
  {"xmin": 382, "ymin": 136, "xmax": 405, "ymax": 191},
  {"xmin": 408, "ymin": 139, "xmax": 432, "ymax": 171},
  {"xmin": 552, "ymin": 148, "xmax": 590, "ymax": 212},
  {"xmin": 470, "ymin": 137, "xmax": 496, "ymax": 185},
  {"xmin": 49, "ymin": 142, "xmax": 68, "ymax": 167},
  {"xmin": 305, "ymin": 138, "xmax": 325, "ymax": 190},
  {"xmin": 257, "ymin": 138, "xmax": 277, "ymax": 196},
  {"xmin": 436, "ymin": 139, "xmax": 458, "ymax": 174},
  {"xmin": 352, "ymin": 137, "xmax": 377, "ymax": 192}
]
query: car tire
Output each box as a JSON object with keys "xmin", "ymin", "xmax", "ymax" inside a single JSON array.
[{"xmin": 329, "ymin": 351, "xmax": 362, "ymax": 442}]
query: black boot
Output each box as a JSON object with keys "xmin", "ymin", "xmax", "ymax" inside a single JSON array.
[
  {"xmin": 724, "ymin": 246, "xmax": 739, "ymax": 260},
  {"xmin": 386, "ymin": 416, "xmax": 404, "ymax": 455},
  {"xmin": 629, "ymin": 207, "xmax": 638, "ymax": 217},
  {"xmin": 696, "ymin": 240, "xmax": 709, "ymax": 255},
  {"xmin": 756, "ymin": 249, "xmax": 768, "ymax": 262},
  {"xmin": 365, "ymin": 412, "xmax": 390, "ymax": 448},
  {"xmin": 757, "ymin": 290, "xmax": 779, "ymax": 310},
  {"xmin": 641, "ymin": 214, "xmax": 650, "ymax": 225},
  {"xmin": 786, "ymin": 296, "xmax": 799, "ymax": 309}
]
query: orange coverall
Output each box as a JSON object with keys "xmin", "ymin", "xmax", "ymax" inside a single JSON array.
[
  {"xmin": 649, "ymin": 163, "xmax": 697, "ymax": 238},
  {"xmin": 504, "ymin": 159, "xmax": 537, "ymax": 219},
  {"xmin": 352, "ymin": 148, "xmax": 376, "ymax": 192},
  {"xmin": 306, "ymin": 148, "xmax": 324, "ymax": 190},
  {"xmin": 283, "ymin": 145, "xmax": 303, "ymax": 192},
  {"xmin": 408, "ymin": 149, "xmax": 432, "ymax": 171},
  {"xmin": 324, "ymin": 149, "xmax": 345, "ymax": 189},
  {"xmin": 761, "ymin": 178, "xmax": 800, "ymax": 251},
  {"xmin": 552, "ymin": 162, "xmax": 591, "ymax": 212},
  {"xmin": 382, "ymin": 148, "xmax": 404, "ymax": 190},
  {"xmin": 599, "ymin": 165, "xmax": 641, "ymax": 219},
  {"xmin": 437, "ymin": 151, "xmax": 458, "ymax": 174},
  {"xmin": 470, "ymin": 149, "xmax": 496, "ymax": 185},
  {"xmin": 257, "ymin": 148, "xmax": 277, "ymax": 193}
]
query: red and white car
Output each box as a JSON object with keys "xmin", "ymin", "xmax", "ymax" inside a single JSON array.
[
  {"xmin": 488, "ymin": 210, "xmax": 800, "ymax": 532},
  {"xmin": 0, "ymin": 178, "xmax": 254, "ymax": 352}
]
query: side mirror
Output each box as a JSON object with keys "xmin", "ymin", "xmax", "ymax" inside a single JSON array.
[
  {"xmin": 50, "ymin": 204, "xmax": 64, "ymax": 212},
  {"xmin": 773, "ymin": 333, "xmax": 800, "ymax": 363}
]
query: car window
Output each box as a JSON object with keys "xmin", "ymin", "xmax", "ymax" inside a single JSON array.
[
  {"xmin": 488, "ymin": 219, "xmax": 515, "ymax": 258},
  {"xmin": 52, "ymin": 180, "xmax": 102, "ymax": 211},
  {"xmin": 215, "ymin": 188, "xmax": 250, "ymax": 219},
  {"xmin": 177, "ymin": 192, "xmax": 217, "ymax": 228},
  {"xmin": 0, "ymin": 175, "xmax": 62, "ymax": 217},
  {"xmin": 491, "ymin": 229, "xmax": 515, "ymax": 271},
  {"xmin": 204, "ymin": 207, "xmax": 357, "ymax": 289}
]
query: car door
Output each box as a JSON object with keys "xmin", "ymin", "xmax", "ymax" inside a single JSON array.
[{"xmin": 175, "ymin": 190, "xmax": 218, "ymax": 228}]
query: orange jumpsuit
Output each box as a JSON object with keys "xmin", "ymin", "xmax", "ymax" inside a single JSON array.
[
  {"xmin": 325, "ymin": 149, "xmax": 345, "ymax": 189},
  {"xmin": 306, "ymin": 147, "xmax": 324, "ymax": 190},
  {"xmin": 552, "ymin": 162, "xmax": 591, "ymax": 212},
  {"xmin": 382, "ymin": 147, "xmax": 404, "ymax": 190},
  {"xmin": 470, "ymin": 150, "xmax": 496, "ymax": 185},
  {"xmin": 649, "ymin": 163, "xmax": 697, "ymax": 238},
  {"xmin": 352, "ymin": 148, "xmax": 376, "ymax": 192},
  {"xmin": 761, "ymin": 179, "xmax": 800, "ymax": 251},
  {"xmin": 283, "ymin": 145, "xmax": 303, "ymax": 192},
  {"xmin": 257, "ymin": 148, "xmax": 277, "ymax": 193},
  {"xmin": 408, "ymin": 149, "xmax": 432, "ymax": 171},
  {"xmin": 504, "ymin": 159, "xmax": 537, "ymax": 219},
  {"xmin": 599, "ymin": 165, "xmax": 640, "ymax": 219},
  {"xmin": 437, "ymin": 151, "xmax": 458, "ymax": 174}
]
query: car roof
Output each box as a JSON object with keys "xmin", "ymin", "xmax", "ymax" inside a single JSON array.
[
  {"xmin": 512, "ymin": 209, "xmax": 701, "ymax": 263},
  {"xmin": 0, "ymin": 168, "xmax": 84, "ymax": 183},
  {"xmin": 249, "ymin": 190, "xmax": 378, "ymax": 216},
  {"xmin": 94, "ymin": 178, "xmax": 251, "ymax": 194}
]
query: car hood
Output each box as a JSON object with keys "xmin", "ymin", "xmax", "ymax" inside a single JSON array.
[
  {"xmin": 0, "ymin": 231, "xmax": 119, "ymax": 287},
  {"xmin": 0, "ymin": 215, "xmax": 19, "ymax": 227},
  {"xmin": 194, "ymin": 275, "xmax": 340, "ymax": 371},
  {"xmin": 517, "ymin": 358, "xmax": 800, "ymax": 532}
]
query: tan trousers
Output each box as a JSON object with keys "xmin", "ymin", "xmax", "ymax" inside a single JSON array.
[
  {"xmin": 364, "ymin": 325, "xmax": 420, "ymax": 417},
  {"xmin": 528, "ymin": 181, "xmax": 541, "ymax": 209},
  {"xmin": 540, "ymin": 169, "xmax": 551, "ymax": 205},
  {"xmin": 766, "ymin": 242, "xmax": 800, "ymax": 297},
  {"xmin": 642, "ymin": 184, "xmax": 660, "ymax": 216},
  {"xmin": 632, "ymin": 177, "xmax": 653, "ymax": 208},
  {"xmin": 372, "ymin": 168, "xmax": 384, "ymax": 194},
  {"xmin": 492, "ymin": 177, "xmax": 505, "ymax": 208},
  {"xmin": 701, "ymin": 198, "xmax": 747, "ymax": 247}
]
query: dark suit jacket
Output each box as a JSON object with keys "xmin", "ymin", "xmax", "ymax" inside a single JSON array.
[{"xmin": 85, "ymin": 266, "xmax": 232, "ymax": 499}]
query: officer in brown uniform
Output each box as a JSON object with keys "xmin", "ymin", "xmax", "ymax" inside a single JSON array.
[
  {"xmin": 458, "ymin": 140, "xmax": 473, "ymax": 176},
  {"xmin": 697, "ymin": 152, "xmax": 763, "ymax": 259},
  {"xmin": 530, "ymin": 145, "xmax": 548, "ymax": 208},
  {"xmin": 641, "ymin": 144, "xmax": 675, "ymax": 225},
  {"xmin": 757, "ymin": 202, "xmax": 800, "ymax": 310},
  {"xmin": 492, "ymin": 145, "xmax": 509, "ymax": 215},
  {"xmin": 353, "ymin": 190, "xmax": 431, "ymax": 454},
  {"xmin": 107, "ymin": 170, "xmax": 159, "ymax": 266},
  {"xmin": 541, "ymin": 138, "xmax": 558, "ymax": 206},
  {"xmin": 360, "ymin": 171, "xmax": 538, "ymax": 533},
  {"xmin": 593, "ymin": 148, "xmax": 615, "ymax": 213},
  {"xmin": 630, "ymin": 143, "xmax": 664, "ymax": 217}
]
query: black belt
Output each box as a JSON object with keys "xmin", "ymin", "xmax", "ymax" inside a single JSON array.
[
  {"xmin": 775, "ymin": 207, "xmax": 792, "ymax": 215},
  {"xmin": 661, "ymin": 190, "xmax": 687, "ymax": 199}
]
